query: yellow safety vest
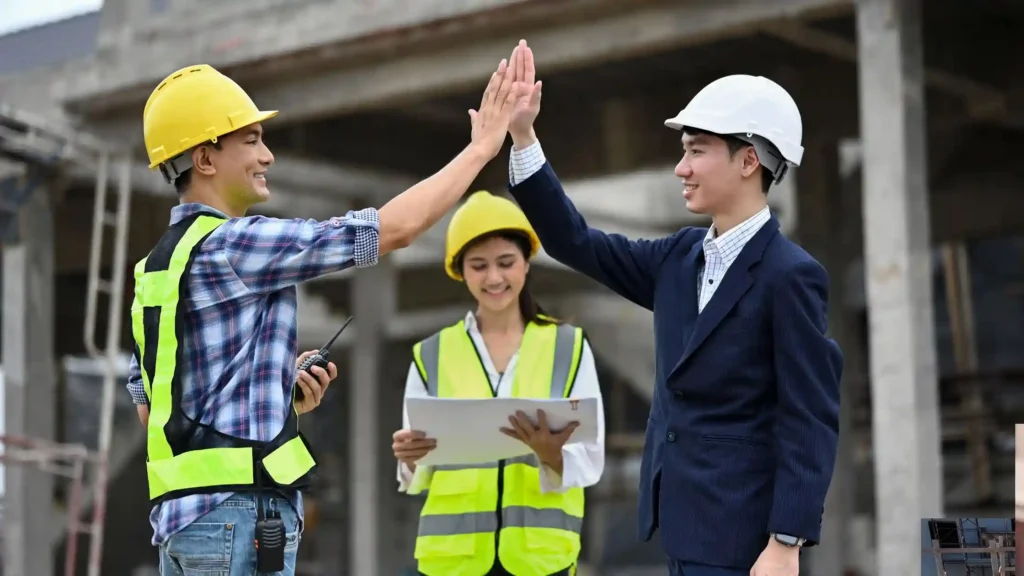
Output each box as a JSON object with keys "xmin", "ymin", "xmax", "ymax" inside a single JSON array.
[
  {"xmin": 410, "ymin": 319, "xmax": 586, "ymax": 576},
  {"xmin": 131, "ymin": 213, "xmax": 317, "ymax": 503}
]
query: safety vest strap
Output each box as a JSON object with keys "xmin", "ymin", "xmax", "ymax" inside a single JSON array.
[
  {"xmin": 132, "ymin": 213, "xmax": 317, "ymax": 502},
  {"xmin": 134, "ymin": 214, "xmax": 225, "ymax": 463},
  {"xmin": 414, "ymin": 321, "xmax": 582, "ymax": 399}
]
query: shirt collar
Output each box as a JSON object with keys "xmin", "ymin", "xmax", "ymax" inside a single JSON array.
[
  {"xmin": 463, "ymin": 311, "xmax": 480, "ymax": 335},
  {"xmin": 702, "ymin": 205, "xmax": 772, "ymax": 266},
  {"xmin": 169, "ymin": 203, "xmax": 230, "ymax": 226}
]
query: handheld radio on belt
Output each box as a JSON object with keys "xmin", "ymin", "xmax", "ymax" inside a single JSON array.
[{"xmin": 294, "ymin": 316, "xmax": 353, "ymax": 401}]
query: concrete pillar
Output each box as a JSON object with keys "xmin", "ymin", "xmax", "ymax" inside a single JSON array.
[
  {"xmin": 348, "ymin": 259, "xmax": 394, "ymax": 576},
  {"xmin": 2, "ymin": 178, "xmax": 57, "ymax": 576},
  {"xmin": 855, "ymin": 1, "xmax": 942, "ymax": 575}
]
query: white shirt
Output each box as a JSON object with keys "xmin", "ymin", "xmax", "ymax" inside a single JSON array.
[
  {"xmin": 397, "ymin": 311, "xmax": 605, "ymax": 494},
  {"xmin": 509, "ymin": 141, "xmax": 772, "ymax": 313},
  {"xmin": 697, "ymin": 206, "xmax": 771, "ymax": 312}
]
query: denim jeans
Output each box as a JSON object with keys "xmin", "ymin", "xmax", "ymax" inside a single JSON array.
[{"xmin": 159, "ymin": 493, "xmax": 300, "ymax": 576}]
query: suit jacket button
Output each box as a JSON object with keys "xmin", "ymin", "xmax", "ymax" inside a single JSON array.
[{"xmin": 667, "ymin": 431, "xmax": 676, "ymax": 442}]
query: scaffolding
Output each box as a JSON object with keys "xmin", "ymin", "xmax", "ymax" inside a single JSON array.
[
  {"xmin": 0, "ymin": 102, "xmax": 132, "ymax": 576},
  {"xmin": 1016, "ymin": 425, "xmax": 1023, "ymax": 521},
  {"xmin": 925, "ymin": 518, "xmax": 1016, "ymax": 576}
]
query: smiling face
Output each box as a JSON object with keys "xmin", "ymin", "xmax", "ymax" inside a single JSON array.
[
  {"xmin": 459, "ymin": 234, "xmax": 530, "ymax": 315},
  {"xmin": 674, "ymin": 129, "xmax": 760, "ymax": 215},
  {"xmin": 191, "ymin": 123, "xmax": 274, "ymax": 209}
]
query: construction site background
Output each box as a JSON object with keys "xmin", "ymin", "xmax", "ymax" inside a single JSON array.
[{"xmin": 0, "ymin": 1, "xmax": 1023, "ymax": 575}]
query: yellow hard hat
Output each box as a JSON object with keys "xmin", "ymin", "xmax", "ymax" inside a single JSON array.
[
  {"xmin": 444, "ymin": 191, "xmax": 540, "ymax": 281},
  {"xmin": 142, "ymin": 64, "xmax": 278, "ymax": 175}
]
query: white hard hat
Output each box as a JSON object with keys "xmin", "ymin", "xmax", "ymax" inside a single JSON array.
[{"xmin": 665, "ymin": 74, "xmax": 803, "ymax": 185}]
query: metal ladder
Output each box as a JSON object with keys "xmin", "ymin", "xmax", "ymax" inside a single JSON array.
[{"xmin": 0, "ymin": 102, "xmax": 133, "ymax": 576}]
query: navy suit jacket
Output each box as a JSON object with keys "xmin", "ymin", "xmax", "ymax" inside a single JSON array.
[{"xmin": 509, "ymin": 162, "xmax": 842, "ymax": 569}]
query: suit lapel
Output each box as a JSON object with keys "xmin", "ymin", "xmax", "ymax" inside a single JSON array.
[
  {"xmin": 677, "ymin": 240, "xmax": 703, "ymax": 343},
  {"xmin": 669, "ymin": 216, "xmax": 780, "ymax": 381}
]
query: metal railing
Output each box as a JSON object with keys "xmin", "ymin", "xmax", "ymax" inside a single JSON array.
[{"xmin": 0, "ymin": 101, "xmax": 133, "ymax": 576}]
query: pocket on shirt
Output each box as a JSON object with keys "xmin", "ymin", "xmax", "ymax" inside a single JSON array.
[{"xmin": 165, "ymin": 522, "xmax": 233, "ymax": 576}]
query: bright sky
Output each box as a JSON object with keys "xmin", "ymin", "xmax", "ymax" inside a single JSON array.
[{"xmin": 0, "ymin": 0, "xmax": 103, "ymax": 35}]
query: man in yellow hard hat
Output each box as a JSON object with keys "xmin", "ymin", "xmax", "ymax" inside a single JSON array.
[{"xmin": 126, "ymin": 61, "xmax": 517, "ymax": 575}]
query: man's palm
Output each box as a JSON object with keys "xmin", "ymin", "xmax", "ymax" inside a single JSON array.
[
  {"xmin": 510, "ymin": 79, "xmax": 539, "ymax": 133},
  {"xmin": 509, "ymin": 40, "xmax": 541, "ymax": 136}
]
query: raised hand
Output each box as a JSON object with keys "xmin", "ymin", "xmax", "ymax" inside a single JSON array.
[
  {"xmin": 469, "ymin": 59, "xmax": 517, "ymax": 160},
  {"xmin": 508, "ymin": 39, "xmax": 542, "ymax": 146}
]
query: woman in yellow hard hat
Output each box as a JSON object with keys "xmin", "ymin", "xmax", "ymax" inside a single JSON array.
[{"xmin": 391, "ymin": 190, "xmax": 606, "ymax": 576}]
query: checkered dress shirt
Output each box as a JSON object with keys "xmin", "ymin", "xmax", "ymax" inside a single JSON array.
[{"xmin": 126, "ymin": 202, "xmax": 380, "ymax": 546}]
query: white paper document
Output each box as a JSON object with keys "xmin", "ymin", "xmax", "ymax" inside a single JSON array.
[{"xmin": 406, "ymin": 397, "xmax": 600, "ymax": 467}]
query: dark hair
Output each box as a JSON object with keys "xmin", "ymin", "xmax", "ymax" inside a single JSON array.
[
  {"xmin": 172, "ymin": 140, "xmax": 223, "ymax": 196},
  {"xmin": 683, "ymin": 128, "xmax": 773, "ymax": 194},
  {"xmin": 454, "ymin": 230, "xmax": 559, "ymax": 326}
]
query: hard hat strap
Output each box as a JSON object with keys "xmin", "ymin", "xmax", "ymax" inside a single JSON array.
[
  {"xmin": 732, "ymin": 134, "xmax": 789, "ymax": 186},
  {"xmin": 158, "ymin": 153, "xmax": 194, "ymax": 185}
]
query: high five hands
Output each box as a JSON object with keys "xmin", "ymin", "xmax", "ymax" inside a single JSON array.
[
  {"xmin": 467, "ymin": 39, "xmax": 543, "ymax": 160},
  {"xmin": 469, "ymin": 58, "xmax": 517, "ymax": 160},
  {"xmin": 508, "ymin": 39, "xmax": 542, "ymax": 148}
]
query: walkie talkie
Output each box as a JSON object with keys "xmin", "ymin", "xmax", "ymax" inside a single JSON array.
[{"xmin": 295, "ymin": 316, "xmax": 353, "ymax": 401}]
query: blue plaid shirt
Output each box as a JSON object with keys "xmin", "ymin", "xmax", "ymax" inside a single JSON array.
[{"xmin": 126, "ymin": 203, "xmax": 380, "ymax": 546}]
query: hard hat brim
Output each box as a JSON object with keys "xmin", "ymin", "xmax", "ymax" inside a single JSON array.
[
  {"xmin": 664, "ymin": 115, "xmax": 685, "ymax": 131},
  {"xmin": 662, "ymin": 113, "xmax": 803, "ymax": 167},
  {"xmin": 255, "ymin": 110, "xmax": 279, "ymax": 124},
  {"xmin": 444, "ymin": 227, "xmax": 539, "ymax": 282},
  {"xmin": 147, "ymin": 109, "xmax": 280, "ymax": 170}
]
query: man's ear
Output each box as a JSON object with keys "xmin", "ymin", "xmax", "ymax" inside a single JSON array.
[
  {"xmin": 740, "ymin": 146, "xmax": 761, "ymax": 178},
  {"xmin": 192, "ymin": 144, "xmax": 217, "ymax": 178}
]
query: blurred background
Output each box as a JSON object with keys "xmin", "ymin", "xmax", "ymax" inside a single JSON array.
[{"xmin": 0, "ymin": 0, "xmax": 1022, "ymax": 575}]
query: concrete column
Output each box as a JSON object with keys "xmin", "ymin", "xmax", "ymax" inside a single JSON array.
[
  {"xmin": 855, "ymin": 1, "xmax": 942, "ymax": 575},
  {"xmin": 2, "ymin": 178, "xmax": 57, "ymax": 576},
  {"xmin": 348, "ymin": 259, "xmax": 394, "ymax": 576}
]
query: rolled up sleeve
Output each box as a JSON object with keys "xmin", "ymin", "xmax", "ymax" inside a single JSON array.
[
  {"xmin": 220, "ymin": 208, "xmax": 380, "ymax": 294},
  {"xmin": 126, "ymin": 350, "xmax": 148, "ymax": 406}
]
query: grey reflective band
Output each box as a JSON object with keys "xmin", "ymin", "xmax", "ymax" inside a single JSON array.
[
  {"xmin": 419, "ymin": 332, "xmax": 440, "ymax": 397},
  {"xmin": 419, "ymin": 323, "xmax": 577, "ymax": 399},
  {"xmin": 418, "ymin": 506, "xmax": 584, "ymax": 537},
  {"xmin": 503, "ymin": 506, "xmax": 584, "ymax": 534},
  {"xmin": 550, "ymin": 323, "xmax": 577, "ymax": 399}
]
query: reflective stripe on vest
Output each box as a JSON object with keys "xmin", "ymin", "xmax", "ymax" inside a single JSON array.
[
  {"xmin": 410, "ymin": 320, "xmax": 585, "ymax": 576},
  {"xmin": 131, "ymin": 214, "xmax": 316, "ymax": 501}
]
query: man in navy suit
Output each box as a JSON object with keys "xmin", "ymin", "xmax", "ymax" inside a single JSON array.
[{"xmin": 500, "ymin": 40, "xmax": 842, "ymax": 576}]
